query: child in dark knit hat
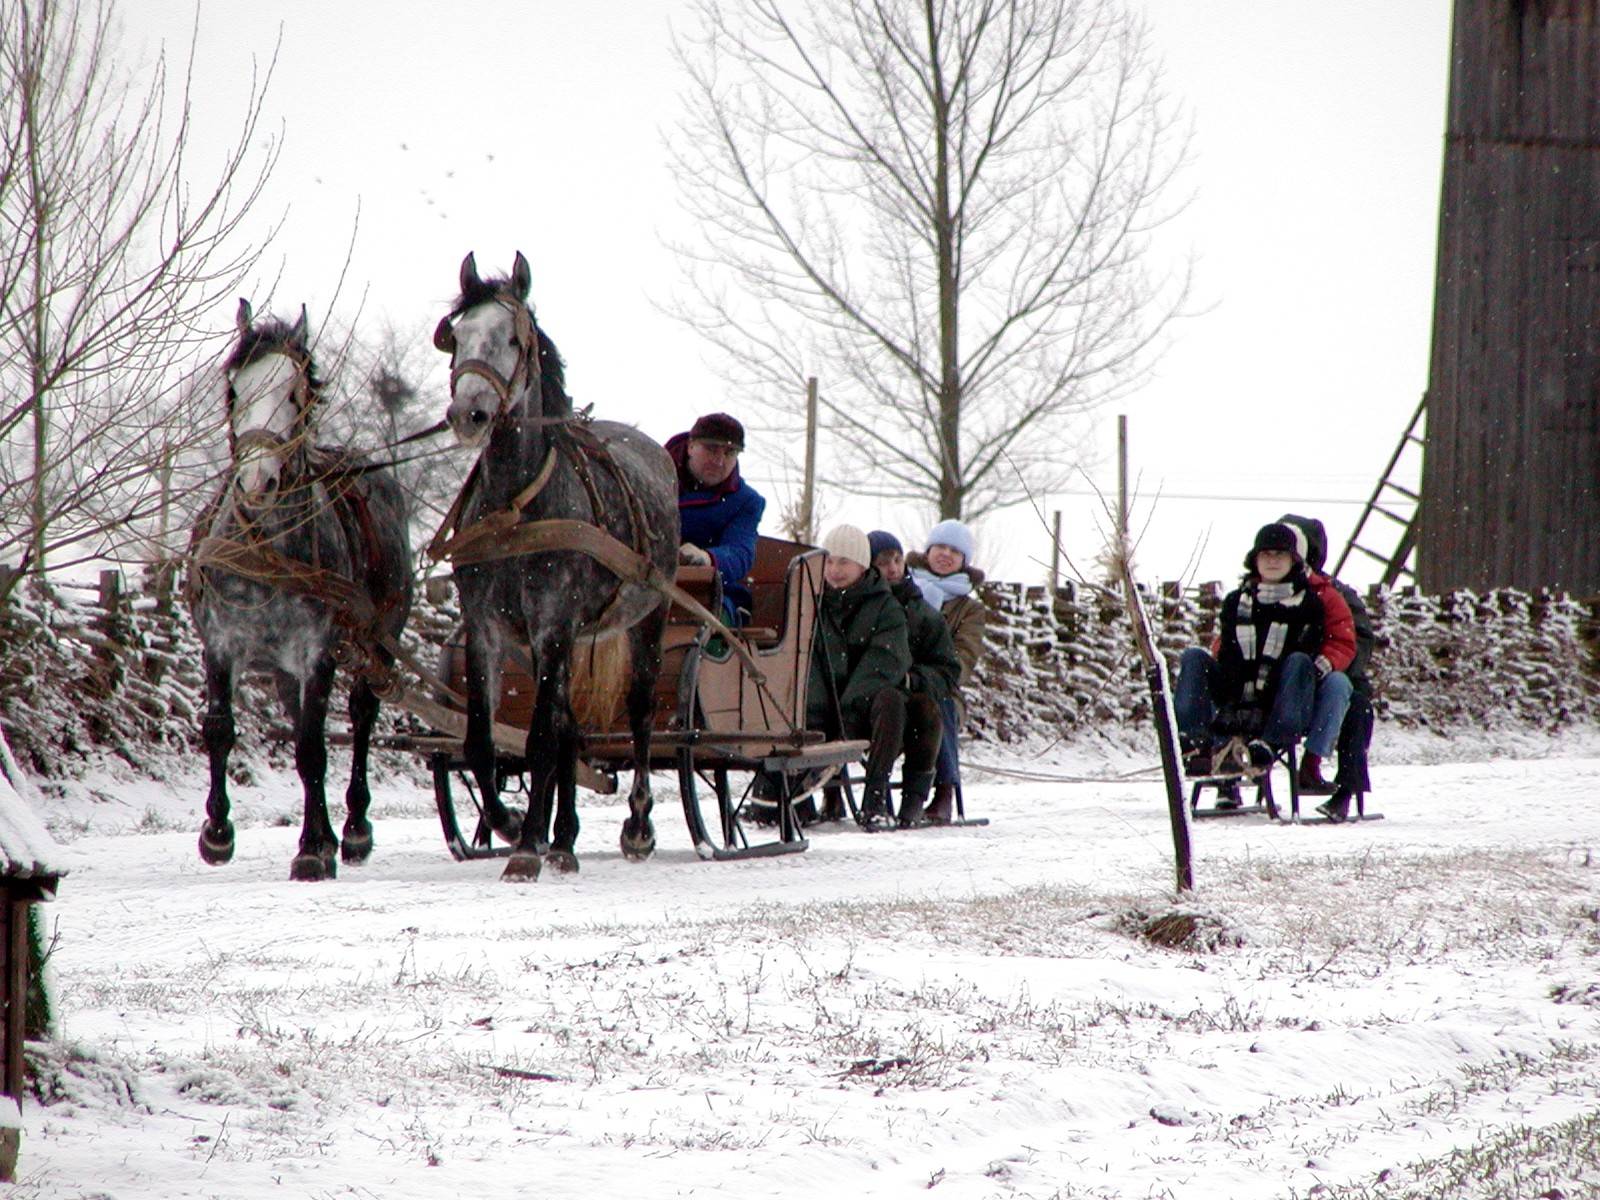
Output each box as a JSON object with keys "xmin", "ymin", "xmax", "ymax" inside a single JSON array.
[
  {"xmin": 868, "ymin": 530, "xmax": 959, "ymax": 827},
  {"xmin": 1172, "ymin": 522, "xmax": 1326, "ymax": 794}
]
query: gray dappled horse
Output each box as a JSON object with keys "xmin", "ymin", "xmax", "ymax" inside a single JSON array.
[
  {"xmin": 188, "ymin": 301, "xmax": 412, "ymax": 881},
  {"xmin": 434, "ymin": 252, "xmax": 678, "ymax": 882}
]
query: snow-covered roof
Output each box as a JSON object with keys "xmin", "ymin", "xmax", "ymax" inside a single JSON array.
[{"xmin": 0, "ymin": 773, "xmax": 67, "ymax": 889}]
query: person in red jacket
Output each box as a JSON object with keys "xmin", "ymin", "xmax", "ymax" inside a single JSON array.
[{"xmin": 1283, "ymin": 524, "xmax": 1358, "ymax": 797}]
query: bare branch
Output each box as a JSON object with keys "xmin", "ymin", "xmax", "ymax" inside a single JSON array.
[
  {"xmin": 667, "ymin": 0, "xmax": 1190, "ymax": 525},
  {"xmin": 0, "ymin": 0, "xmax": 281, "ymax": 582}
]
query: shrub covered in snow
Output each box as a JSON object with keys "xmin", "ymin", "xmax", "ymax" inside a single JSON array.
[
  {"xmin": 0, "ymin": 572, "xmax": 1596, "ymax": 780},
  {"xmin": 961, "ymin": 579, "xmax": 1600, "ymax": 746}
]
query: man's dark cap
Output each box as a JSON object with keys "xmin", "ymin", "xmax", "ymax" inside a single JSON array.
[{"xmin": 688, "ymin": 412, "xmax": 745, "ymax": 450}]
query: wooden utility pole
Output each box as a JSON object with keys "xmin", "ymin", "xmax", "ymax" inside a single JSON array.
[{"xmin": 797, "ymin": 377, "xmax": 819, "ymax": 544}]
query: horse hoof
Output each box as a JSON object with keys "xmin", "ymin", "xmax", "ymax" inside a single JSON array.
[
  {"xmin": 341, "ymin": 826, "xmax": 373, "ymax": 864},
  {"xmin": 198, "ymin": 826, "xmax": 235, "ymax": 866},
  {"xmin": 502, "ymin": 852, "xmax": 543, "ymax": 882},
  {"xmin": 492, "ymin": 806, "xmax": 525, "ymax": 844},
  {"xmin": 619, "ymin": 829, "xmax": 655, "ymax": 862},
  {"xmin": 545, "ymin": 849, "xmax": 580, "ymax": 874},
  {"xmin": 289, "ymin": 853, "xmax": 335, "ymax": 882}
]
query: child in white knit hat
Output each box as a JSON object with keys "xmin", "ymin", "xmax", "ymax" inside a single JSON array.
[{"xmin": 807, "ymin": 524, "xmax": 911, "ymax": 829}]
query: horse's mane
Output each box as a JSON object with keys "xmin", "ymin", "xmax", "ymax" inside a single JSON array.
[
  {"xmin": 446, "ymin": 276, "xmax": 570, "ymax": 413},
  {"xmin": 224, "ymin": 318, "xmax": 325, "ymax": 400}
]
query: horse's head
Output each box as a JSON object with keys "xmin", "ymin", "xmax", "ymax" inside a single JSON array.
[
  {"xmin": 435, "ymin": 252, "xmax": 555, "ymax": 447},
  {"xmin": 226, "ymin": 299, "xmax": 317, "ymax": 509}
]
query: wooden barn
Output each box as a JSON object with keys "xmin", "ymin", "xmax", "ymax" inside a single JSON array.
[
  {"xmin": 1418, "ymin": 0, "xmax": 1600, "ymax": 593},
  {"xmin": 0, "ymin": 757, "xmax": 65, "ymax": 1181}
]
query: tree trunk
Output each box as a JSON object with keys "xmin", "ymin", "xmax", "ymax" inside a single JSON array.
[
  {"xmin": 925, "ymin": 1, "xmax": 962, "ymax": 521},
  {"xmin": 24, "ymin": 42, "xmax": 50, "ymax": 580}
]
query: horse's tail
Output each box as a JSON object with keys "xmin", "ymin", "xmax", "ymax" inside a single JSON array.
[{"xmin": 569, "ymin": 631, "xmax": 632, "ymax": 732}]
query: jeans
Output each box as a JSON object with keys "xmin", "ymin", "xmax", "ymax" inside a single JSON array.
[
  {"xmin": 934, "ymin": 696, "xmax": 961, "ymax": 786},
  {"xmin": 1306, "ymin": 670, "xmax": 1353, "ymax": 759},
  {"xmin": 1174, "ymin": 647, "xmax": 1317, "ymax": 749}
]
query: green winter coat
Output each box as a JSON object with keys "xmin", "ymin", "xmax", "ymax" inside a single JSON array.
[
  {"xmin": 890, "ymin": 577, "xmax": 961, "ymax": 706},
  {"xmin": 806, "ymin": 568, "xmax": 911, "ymax": 730}
]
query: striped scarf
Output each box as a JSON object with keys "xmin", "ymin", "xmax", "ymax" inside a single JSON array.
[{"xmin": 1233, "ymin": 581, "xmax": 1305, "ymax": 702}]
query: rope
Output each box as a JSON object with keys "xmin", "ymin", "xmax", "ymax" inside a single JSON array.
[{"xmin": 959, "ymin": 760, "xmax": 1164, "ymax": 785}]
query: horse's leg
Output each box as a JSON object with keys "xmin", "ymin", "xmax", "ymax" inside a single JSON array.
[
  {"xmin": 463, "ymin": 620, "xmax": 522, "ymax": 842},
  {"xmin": 620, "ymin": 604, "xmax": 667, "ymax": 862},
  {"xmin": 548, "ymin": 687, "xmax": 581, "ymax": 872},
  {"xmin": 289, "ymin": 656, "xmax": 340, "ymax": 881},
  {"xmin": 341, "ymin": 674, "xmax": 379, "ymax": 864},
  {"xmin": 504, "ymin": 633, "xmax": 573, "ymax": 882},
  {"xmin": 198, "ymin": 651, "xmax": 237, "ymax": 865}
]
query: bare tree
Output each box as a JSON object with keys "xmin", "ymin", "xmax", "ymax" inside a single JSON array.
[
  {"xmin": 320, "ymin": 316, "xmax": 464, "ymax": 550},
  {"xmin": 0, "ymin": 0, "xmax": 279, "ymax": 604},
  {"xmin": 669, "ymin": 0, "xmax": 1190, "ymax": 523}
]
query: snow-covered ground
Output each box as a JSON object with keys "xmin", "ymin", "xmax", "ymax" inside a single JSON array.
[{"xmin": 12, "ymin": 732, "xmax": 1600, "ymax": 1199}]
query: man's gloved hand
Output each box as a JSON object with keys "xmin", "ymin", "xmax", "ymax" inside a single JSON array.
[
  {"xmin": 1314, "ymin": 654, "xmax": 1333, "ymax": 679},
  {"xmin": 678, "ymin": 543, "xmax": 712, "ymax": 567}
]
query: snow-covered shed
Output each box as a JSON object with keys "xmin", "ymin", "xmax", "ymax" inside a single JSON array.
[{"xmin": 0, "ymin": 748, "xmax": 66, "ymax": 1181}]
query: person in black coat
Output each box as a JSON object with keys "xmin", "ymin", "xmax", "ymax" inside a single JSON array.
[
  {"xmin": 869, "ymin": 530, "xmax": 961, "ymax": 827},
  {"xmin": 1279, "ymin": 512, "xmax": 1377, "ymax": 820},
  {"xmin": 1175, "ymin": 522, "xmax": 1324, "ymax": 771},
  {"xmin": 807, "ymin": 525, "xmax": 912, "ymax": 828}
]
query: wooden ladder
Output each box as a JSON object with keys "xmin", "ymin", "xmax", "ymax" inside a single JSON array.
[{"xmin": 1333, "ymin": 393, "xmax": 1426, "ymax": 587}]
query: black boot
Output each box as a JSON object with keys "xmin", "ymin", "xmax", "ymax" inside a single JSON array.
[
  {"xmin": 926, "ymin": 782, "xmax": 955, "ymax": 824},
  {"xmin": 859, "ymin": 777, "xmax": 893, "ymax": 830},
  {"xmin": 897, "ymin": 770, "xmax": 934, "ymax": 829},
  {"xmin": 1316, "ymin": 789, "xmax": 1352, "ymax": 824}
]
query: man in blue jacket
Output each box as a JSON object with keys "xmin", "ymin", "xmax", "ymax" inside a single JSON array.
[{"xmin": 665, "ymin": 413, "xmax": 765, "ymax": 623}]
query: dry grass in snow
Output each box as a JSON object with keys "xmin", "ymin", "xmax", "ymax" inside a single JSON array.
[{"xmin": 8, "ymin": 750, "xmax": 1600, "ymax": 1198}]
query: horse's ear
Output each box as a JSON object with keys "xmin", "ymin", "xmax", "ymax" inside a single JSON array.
[
  {"xmin": 460, "ymin": 252, "xmax": 482, "ymax": 295},
  {"xmin": 236, "ymin": 298, "xmax": 253, "ymax": 334},
  {"xmin": 511, "ymin": 251, "xmax": 531, "ymax": 301},
  {"xmin": 433, "ymin": 316, "xmax": 456, "ymax": 354},
  {"xmin": 291, "ymin": 305, "xmax": 309, "ymax": 346}
]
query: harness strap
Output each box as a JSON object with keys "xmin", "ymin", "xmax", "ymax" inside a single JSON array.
[
  {"xmin": 192, "ymin": 534, "xmax": 376, "ymax": 626},
  {"xmin": 425, "ymin": 444, "xmax": 559, "ymax": 564},
  {"xmin": 442, "ymin": 517, "xmax": 795, "ymax": 734}
]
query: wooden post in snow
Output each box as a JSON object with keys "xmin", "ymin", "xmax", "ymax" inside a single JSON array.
[
  {"xmin": 1117, "ymin": 414, "xmax": 1129, "ymax": 545},
  {"xmin": 1109, "ymin": 416, "xmax": 1192, "ymax": 893},
  {"xmin": 1049, "ymin": 510, "xmax": 1062, "ymax": 592}
]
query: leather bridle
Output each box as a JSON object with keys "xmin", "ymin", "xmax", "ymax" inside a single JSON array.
[
  {"xmin": 435, "ymin": 294, "xmax": 542, "ymax": 426},
  {"xmin": 227, "ymin": 346, "xmax": 316, "ymax": 471}
]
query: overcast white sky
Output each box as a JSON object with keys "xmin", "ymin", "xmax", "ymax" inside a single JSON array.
[{"xmin": 136, "ymin": 0, "xmax": 1452, "ymax": 589}]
